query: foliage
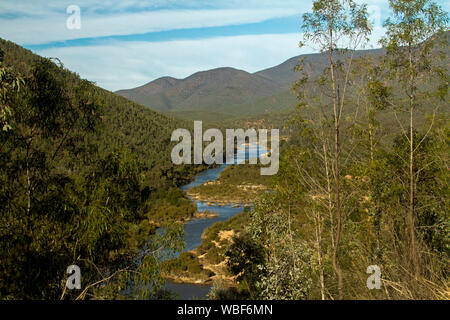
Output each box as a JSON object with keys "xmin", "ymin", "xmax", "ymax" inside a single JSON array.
[
  {"xmin": 163, "ymin": 251, "xmax": 215, "ymax": 281},
  {"xmin": 222, "ymin": 1, "xmax": 448, "ymax": 300},
  {"xmin": 0, "ymin": 39, "xmax": 202, "ymax": 300}
]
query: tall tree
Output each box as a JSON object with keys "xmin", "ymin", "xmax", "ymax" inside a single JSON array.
[
  {"xmin": 380, "ymin": 0, "xmax": 448, "ymax": 275},
  {"xmin": 300, "ymin": 0, "xmax": 371, "ymax": 299}
]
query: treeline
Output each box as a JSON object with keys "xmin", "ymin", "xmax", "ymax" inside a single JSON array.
[
  {"xmin": 211, "ymin": 0, "xmax": 449, "ymax": 300},
  {"xmin": 0, "ymin": 39, "xmax": 205, "ymax": 299}
]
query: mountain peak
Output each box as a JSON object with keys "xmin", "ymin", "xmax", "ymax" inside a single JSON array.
[{"xmin": 117, "ymin": 76, "xmax": 180, "ymax": 96}]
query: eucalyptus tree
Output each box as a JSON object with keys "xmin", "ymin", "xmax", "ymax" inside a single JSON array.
[
  {"xmin": 299, "ymin": 0, "xmax": 371, "ymax": 299},
  {"xmin": 380, "ymin": 0, "xmax": 448, "ymax": 275}
]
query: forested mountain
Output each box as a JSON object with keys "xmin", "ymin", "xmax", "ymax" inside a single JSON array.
[
  {"xmin": 0, "ymin": 38, "xmax": 205, "ymax": 186},
  {"xmin": 0, "ymin": 38, "xmax": 205, "ymax": 299}
]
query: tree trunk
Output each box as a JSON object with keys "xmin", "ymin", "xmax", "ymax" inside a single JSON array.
[
  {"xmin": 329, "ymin": 26, "xmax": 344, "ymax": 300},
  {"xmin": 314, "ymin": 210, "xmax": 325, "ymax": 300},
  {"xmin": 408, "ymin": 44, "xmax": 418, "ymax": 276},
  {"xmin": 323, "ymin": 137, "xmax": 335, "ymax": 250}
]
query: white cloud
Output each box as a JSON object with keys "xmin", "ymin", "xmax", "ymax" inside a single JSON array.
[
  {"xmin": 1, "ymin": 1, "xmax": 393, "ymax": 93},
  {"xmin": 0, "ymin": 0, "xmax": 401, "ymax": 45},
  {"xmin": 0, "ymin": 7, "xmax": 301, "ymax": 45}
]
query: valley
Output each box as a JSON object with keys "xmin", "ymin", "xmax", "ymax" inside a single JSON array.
[{"xmin": 0, "ymin": 0, "xmax": 448, "ymax": 301}]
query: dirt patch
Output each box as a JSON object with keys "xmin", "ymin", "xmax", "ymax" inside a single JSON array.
[{"xmin": 218, "ymin": 230, "xmax": 235, "ymax": 242}]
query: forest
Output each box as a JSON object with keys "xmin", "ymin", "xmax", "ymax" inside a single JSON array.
[{"xmin": 0, "ymin": 0, "xmax": 449, "ymax": 300}]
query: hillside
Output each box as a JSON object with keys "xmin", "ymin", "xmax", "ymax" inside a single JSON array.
[
  {"xmin": 0, "ymin": 38, "xmax": 204, "ymax": 187},
  {"xmin": 116, "ymin": 67, "xmax": 283, "ymax": 117},
  {"xmin": 0, "ymin": 38, "xmax": 212, "ymax": 299}
]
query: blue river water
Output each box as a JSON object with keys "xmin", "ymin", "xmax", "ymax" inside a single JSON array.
[{"xmin": 162, "ymin": 143, "xmax": 267, "ymax": 299}]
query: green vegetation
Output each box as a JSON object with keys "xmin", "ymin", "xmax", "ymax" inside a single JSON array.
[
  {"xmin": 198, "ymin": 209, "xmax": 250, "ymax": 265},
  {"xmin": 212, "ymin": 0, "xmax": 449, "ymax": 300},
  {"xmin": 0, "ymin": 39, "xmax": 207, "ymax": 299},
  {"xmin": 188, "ymin": 164, "xmax": 272, "ymax": 203},
  {"xmin": 144, "ymin": 187, "xmax": 197, "ymax": 224},
  {"xmin": 163, "ymin": 252, "xmax": 215, "ymax": 282},
  {"xmin": 218, "ymin": 164, "xmax": 272, "ymax": 185}
]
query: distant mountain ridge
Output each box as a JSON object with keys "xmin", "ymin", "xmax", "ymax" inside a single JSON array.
[
  {"xmin": 255, "ymin": 48, "xmax": 385, "ymax": 88},
  {"xmin": 116, "ymin": 31, "xmax": 449, "ymax": 122},
  {"xmin": 116, "ymin": 48, "xmax": 386, "ymax": 121},
  {"xmin": 116, "ymin": 67, "xmax": 284, "ymax": 115}
]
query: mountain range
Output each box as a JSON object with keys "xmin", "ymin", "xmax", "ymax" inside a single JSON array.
[{"xmin": 116, "ymin": 48, "xmax": 386, "ymax": 122}]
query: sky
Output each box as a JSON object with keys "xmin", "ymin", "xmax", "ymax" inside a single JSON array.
[{"xmin": 0, "ymin": 0, "xmax": 448, "ymax": 91}]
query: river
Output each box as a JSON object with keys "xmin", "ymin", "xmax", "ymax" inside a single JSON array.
[{"xmin": 162, "ymin": 143, "xmax": 267, "ymax": 300}]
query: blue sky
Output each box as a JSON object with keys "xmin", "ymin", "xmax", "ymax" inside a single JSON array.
[{"xmin": 0, "ymin": 0, "xmax": 448, "ymax": 91}]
